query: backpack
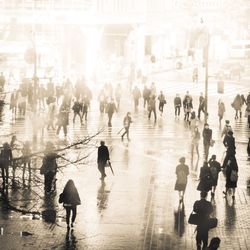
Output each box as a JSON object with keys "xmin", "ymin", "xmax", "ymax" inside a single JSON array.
[
  {"xmin": 210, "ymin": 166, "xmax": 218, "ymax": 180},
  {"xmin": 177, "ymin": 171, "xmax": 186, "ymax": 185},
  {"xmin": 230, "ymin": 170, "xmax": 238, "ymax": 182}
]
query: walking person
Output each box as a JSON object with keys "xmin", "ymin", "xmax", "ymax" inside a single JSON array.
[
  {"xmin": 115, "ymin": 83, "xmax": 122, "ymax": 110},
  {"xmin": 132, "ymin": 86, "xmax": 141, "ymax": 111},
  {"xmin": 21, "ymin": 141, "xmax": 32, "ymax": 181},
  {"xmin": 193, "ymin": 191, "xmax": 213, "ymax": 250},
  {"xmin": 72, "ymin": 99, "xmax": 83, "ymax": 124},
  {"xmin": 47, "ymin": 97, "xmax": 57, "ymax": 130},
  {"xmin": 97, "ymin": 141, "xmax": 110, "ymax": 180},
  {"xmin": 59, "ymin": 180, "xmax": 81, "ymax": 229},
  {"xmin": 158, "ymin": 91, "xmax": 166, "ymax": 116},
  {"xmin": 106, "ymin": 98, "xmax": 117, "ymax": 127},
  {"xmin": 174, "ymin": 157, "xmax": 189, "ymax": 203},
  {"xmin": 0, "ymin": 142, "xmax": 13, "ymax": 187},
  {"xmin": 10, "ymin": 135, "xmax": 21, "ymax": 181},
  {"xmin": 221, "ymin": 120, "xmax": 232, "ymax": 139},
  {"xmin": 148, "ymin": 95, "xmax": 157, "ymax": 122},
  {"xmin": 40, "ymin": 142, "xmax": 58, "ymax": 193},
  {"xmin": 121, "ymin": 112, "xmax": 132, "ymax": 141},
  {"xmin": 197, "ymin": 162, "xmax": 213, "ymax": 194},
  {"xmin": 183, "ymin": 95, "xmax": 193, "ymax": 122},
  {"xmin": 208, "ymin": 155, "xmax": 221, "ymax": 198},
  {"xmin": 81, "ymin": 96, "xmax": 89, "ymax": 122},
  {"xmin": 174, "ymin": 93, "xmax": 182, "ymax": 117},
  {"xmin": 56, "ymin": 101, "xmax": 70, "ymax": 137},
  {"xmin": 222, "ymin": 130, "xmax": 236, "ymax": 168},
  {"xmin": 218, "ymin": 99, "xmax": 225, "ymax": 127},
  {"xmin": 223, "ymin": 155, "xmax": 238, "ymax": 200},
  {"xmin": 202, "ymin": 124, "xmax": 212, "ymax": 161},
  {"xmin": 198, "ymin": 92, "xmax": 205, "ymax": 120},
  {"xmin": 231, "ymin": 94, "xmax": 243, "ymax": 119},
  {"xmin": 191, "ymin": 126, "xmax": 200, "ymax": 168},
  {"xmin": 189, "ymin": 111, "xmax": 198, "ymax": 132},
  {"xmin": 143, "ymin": 85, "xmax": 150, "ymax": 109}
]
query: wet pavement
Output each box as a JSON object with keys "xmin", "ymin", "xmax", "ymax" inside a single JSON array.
[{"xmin": 0, "ymin": 71, "xmax": 250, "ymax": 249}]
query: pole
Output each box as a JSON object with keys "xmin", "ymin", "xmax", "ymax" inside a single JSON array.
[{"xmin": 204, "ymin": 32, "xmax": 210, "ymax": 124}]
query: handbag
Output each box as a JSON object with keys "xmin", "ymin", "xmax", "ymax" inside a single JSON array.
[
  {"xmin": 188, "ymin": 211, "xmax": 200, "ymax": 225},
  {"xmin": 208, "ymin": 217, "xmax": 218, "ymax": 229}
]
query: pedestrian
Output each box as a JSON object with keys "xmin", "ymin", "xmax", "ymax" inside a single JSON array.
[
  {"xmin": 10, "ymin": 135, "xmax": 21, "ymax": 181},
  {"xmin": 121, "ymin": 112, "xmax": 132, "ymax": 141},
  {"xmin": 0, "ymin": 142, "xmax": 13, "ymax": 187},
  {"xmin": 174, "ymin": 157, "xmax": 189, "ymax": 203},
  {"xmin": 143, "ymin": 85, "xmax": 150, "ymax": 109},
  {"xmin": 115, "ymin": 83, "xmax": 122, "ymax": 110},
  {"xmin": 183, "ymin": 95, "xmax": 193, "ymax": 122},
  {"xmin": 198, "ymin": 92, "xmax": 205, "ymax": 120},
  {"xmin": 10, "ymin": 90, "xmax": 18, "ymax": 117},
  {"xmin": 72, "ymin": 99, "xmax": 83, "ymax": 124},
  {"xmin": 97, "ymin": 141, "xmax": 110, "ymax": 180},
  {"xmin": 189, "ymin": 111, "xmax": 198, "ymax": 132},
  {"xmin": 174, "ymin": 93, "xmax": 182, "ymax": 117},
  {"xmin": 59, "ymin": 179, "xmax": 81, "ymax": 229},
  {"xmin": 191, "ymin": 126, "xmax": 200, "ymax": 166},
  {"xmin": 223, "ymin": 155, "xmax": 238, "ymax": 200},
  {"xmin": 217, "ymin": 99, "xmax": 225, "ymax": 126},
  {"xmin": 222, "ymin": 130, "xmax": 236, "ymax": 168},
  {"xmin": 21, "ymin": 141, "xmax": 31, "ymax": 180},
  {"xmin": 202, "ymin": 124, "xmax": 212, "ymax": 161},
  {"xmin": 192, "ymin": 66, "xmax": 198, "ymax": 83},
  {"xmin": 47, "ymin": 97, "xmax": 57, "ymax": 130},
  {"xmin": 40, "ymin": 142, "xmax": 58, "ymax": 193},
  {"xmin": 132, "ymin": 86, "xmax": 141, "ymax": 111},
  {"xmin": 197, "ymin": 162, "xmax": 213, "ymax": 194},
  {"xmin": 106, "ymin": 98, "xmax": 117, "ymax": 127},
  {"xmin": 150, "ymin": 82, "xmax": 156, "ymax": 97},
  {"xmin": 56, "ymin": 101, "xmax": 70, "ymax": 137},
  {"xmin": 208, "ymin": 155, "xmax": 221, "ymax": 198},
  {"xmin": 81, "ymin": 96, "xmax": 89, "ymax": 122},
  {"xmin": 221, "ymin": 120, "xmax": 232, "ymax": 139},
  {"xmin": 231, "ymin": 94, "xmax": 243, "ymax": 119},
  {"xmin": 205, "ymin": 237, "xmax": 221, "ymax": 250},
  {"xmin": 193, "ymin": 191, "xmax": 213, "ymax": 250},
  {"xmin": 148, "ymin": 95, "xmax": 157, "ymax": 122},
  {"xmin": 158, "ymin": 91, "xmax": 166, "ymax": 115}
]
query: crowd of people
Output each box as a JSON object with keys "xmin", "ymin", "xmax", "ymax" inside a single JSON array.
[{"xmin": 0, "ymin": 72, "xmax": 249, "ymax": 249}]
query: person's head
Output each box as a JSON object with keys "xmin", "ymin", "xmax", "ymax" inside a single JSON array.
[
  {"xmin": 208, "ymin": 237, "xmax": 221, "ymax": 249},
  {"xmin": 11, "ymin": 135, "xmax": 17, "ymax": 142},
  {"xmin": 64, "ymin": 179, "xmax": 76, "ymax": 192},
  {"xmin": 200, "ymin": 191, "xmax": 208, "ymax": 199},
  {"xmin": 204, "ymin": 123, "xmax": 209, "ymax": 129},
  {"xmin": 100, "ymin": 141, "xmax": 105, "ymax": 146},
  {"xmin": 211, "ymin": 155, "xmax": 216, "ymax": 160},
  {"xmin": 225, "ymin": 120, "xmax": 230, "ymax": 124},
  {"xmin": 3, "ymin": 142, "xmax": 9, "ymax": 150},
  {"xmin": 228, "ymin": 130, "xmax": 233, "ymax": 136},
  {"xmin": 179, "ymin": 157, "xmax": 185, "ymax": 164},
  {"xmin": 127, "ymin": 112, "xmax": 131, "ymax": 117},
  {"xmin": 194, "ymin": 126, "xmax": 199, "ymax": 132},
  {"xmin": 45, "ymin": 141, "xmax": 55, "ymax": 152}
]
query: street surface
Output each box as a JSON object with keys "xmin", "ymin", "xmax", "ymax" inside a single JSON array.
[{"xmin": 0, "ymin": 68, "xmax": 250, "ymax": 250}]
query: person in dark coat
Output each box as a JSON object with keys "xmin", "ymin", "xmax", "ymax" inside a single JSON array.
[
  {"xmin": 106, "ymin": 98, "xmax": 117, "ymax": 127},
  {"xmin": 72, "ymin": 99, "xmax": 83, "ymax": 124},
  {"xmin": 193, "ymin": 191, "xmax": 213, "ymax": 250},
  {"xmin": 232, "ymin": 94, "xmax": 243, "ymax": 119},
  {"xmin": 205, "ymin": 237, "xmax": 221, "ymax": 250},
  {"xmin": 56, "ymin": 101, "xmax": 70, "ymax": 137},
  {"xmin": 198, "ymin": 92, "xmax": 205, "ymax": 120},
  {"xmin": 202, "ymin": 124, "xmax": 212, "ymax": 161},
  {"xmin": 183, "ymin": 95, "xmax": 193, "ymax": 121},
  {"xmin": 0, "ymin": 142, "xmax": 13, "ymax": 187},
  {"xmin": 174, "ymin": 93, "xmax": 182, "ymax": 117},
  {"xmin": 223, "ymin": 155, "xmax": 238, "ymax": 200},
  {"xmin": 158, "ymin": 91, "xmax": 166, "ymax": 115},
  {"xmin": 208, "ymin": 155, "xmax": 221, "ymax": 197},
  {"xmin": 97, "ymin": 141, "xmax": 110, "ymax": 180},
  {"xmin": 174, "ymin": 157, "xmax": 189, "ymax": 203},
  {"xmin": 60, "ymin": 179, "xmax": 81, "ymax": 229},
  {"xmin": 222, "ymin": 130, "xmax": 236, "ymax": 168},
  {"xmin": 148, "ymin": 95, "xmax": 157, "ymax": 122},
  {"xmin": 40, "ymin": 142, "xmax": 58, "ymax": 193},
  {"xmin": 197, "ymin": 162, "xmax": 212, "ymax": 193}
]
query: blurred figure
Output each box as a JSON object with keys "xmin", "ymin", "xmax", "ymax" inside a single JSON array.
[
  {"xmin": 183, "ymin": 93, "xmax": 193, "ymax": 122},
  {"xmin": 174, "ymin": 93, "xmax": 182, "ymax": 117},
  {"xmin": 22, "ymin": 141, "xmax": 32, "ymax": 180},
  {"xmin": 10, "ymin": 89, "xmax": 18, "ymax": 117},
  {"xmin": 189, "ymin": 111, "xmax": 198, "ymax": 132},
  {"xmin": 174, "ymin": 157, "xmax": 189, "ymax": 203},
  {"xmin": 59, "ymin": 180, "xmax": 81, "ymax": 229},
  {"xmin": 222, "ymin": 130, "xmax": 236, "ymax": 168},
  {"xmin": 191, "ymin": 126, "xmax": 200, "ymax": 164},
  {"xmin": 247, "ymin": 138, "xmax": 250, "ymax": 157},
  {"xmin": 57, "ymin": 101, "xmax": 70, "ymax": 137},
  {"xmin": 202, "ymin": 124, "xmax": 212, "ymax": 161},
  {"xmin": 0, "ymin": 142, "xmax": 12, "ymax": 187},
  {"xmin": 148, "ymin": 95, "xmax": 157, "ymax": 122},
  {"xmin": 0, "ymin": 72, "xmax": 6, "ymax": 89},
  {"xmin": 47, "ymin": 97, "xmax": 57, "ymax": 130},
  {"xmin": 106, "ymin": 98, "xmax": 117, "ymax": 127},
  {"xmin": 198, "ymin": 92, "xmax": 205, "ymax": 120},
  {"xmin": 208, "ymin": 155, "xmax": 221, "ymax": 198},
  {"xmin": 217, "ymin": 99, "xmax": 225, "ymax": 126},
  {"xmin": 121, "ymin": 112, "xmax": 132, "ymax": 141},
  {"xmin": 132, "ymin": 86, "xmax": 141, "ymax": 111},
  {"xmin": 231, "ymin": 94, "xmax": 243, "ymax": 119},
  {"xmin": 197, "ymin": 162, "xmax": 213, "ymax": 194},
  {"xmin": 115, "ymin": 83, "xmax": 122, "ymax": 110},
  {"xmin": 143, "ymin": 85, "xmax": 150, "ymax": 109},
  {"xmin": 158, "ymin": 91, "xmax": 166, "ymax": 116},
  {"xmin": 221, "ymin": 120, "xmax": 232, "ymax": 139},
  {"xmin": 72, "ymin": 99, "xmax": 83, "ymax": 124},
  {"xmin": 192, "ymin": 66, "xmax": 198, "ymax": 83}
]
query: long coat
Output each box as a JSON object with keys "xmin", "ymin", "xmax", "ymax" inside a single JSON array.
[
  {"xmin": 225, "ymin": 157, "xmax": 238, "ymax": 188},
  {"xmin": 197, "ymin": 166, "xmax": 212, "ymax": 192},
  {"xmin": 174, "ymin": 163, "xmax": 189, "ymax": 191}
]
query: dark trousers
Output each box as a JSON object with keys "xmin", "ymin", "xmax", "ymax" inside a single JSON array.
[
  {"xmin": 198, "ymin": 106, "xmax": 205, "ymax": 118},
  {"xmin": 98, "ymin": 161, "xmax": 106, "ymax": 179},
  {"xmin": 196, "ymin": 226, "xmax": 208, "ymax": 250},
  {"xmin": 73, "ymin": 112, "xmax": 82, "ymax": 123},
  {"xmin": 121, "ymin": 127, "xmax": 130, "ymax": 140},
  {"xmin": 159, "ymin": 103, "xmax": 164, "ymax": 113},
  {"xmin": 65, "ymin": 206, "xmax": 77, "ymax": 225},
  {"xmin": 44, "ymin": 171, "xmax": 56, "ymax": 192},
  {"xmin": 1, "ymin": 166, "xmax": 9, "ymax": 185},
  {"xmin": 108, "ymin": 113, "xmax": 113, "ymax": 126},
  {"xmin": 203, "ymin": 143, "xmax": 210, "ymax": 161},
  {"xmin": 57, "ymin": 124, "xmax": 67, "ymax": 136},
  {"xmin": 175, "ymin": 106, "xmax": 180, "ymax": 116},
  {"xmin": 148, "ymin": 108, "xmax": 157, "ymax": 121}
]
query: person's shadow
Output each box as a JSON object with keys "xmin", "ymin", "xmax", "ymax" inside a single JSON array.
[
  {"xmin": 42, "ymin": 192, "xmax": 57, "ymax": 224},
  {"xmin": 174, "ymin": 202, "xmax": 185, "ymax": 237},
  {"xmin": 97, "ymin": 181, "xmax": 110, "ymax": 214},
  {"xmin": 65, "ymin": 228, "xmax": 77, "ymax": 249},
  {"xmin": 224, "ymin": 197, "xmax": 236, "ymax": 231}
]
